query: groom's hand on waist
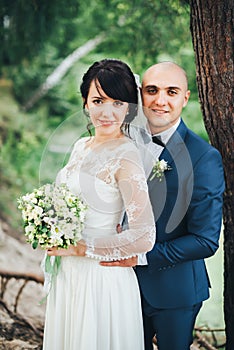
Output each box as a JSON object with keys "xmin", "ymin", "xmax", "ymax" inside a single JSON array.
[
  {"xmin": 99, "ymin": 223, "xmax": 138, "ymax": 267},
  {"xmin": 99, "ymin": 256, "xmax": 138, "ymax": 267}
]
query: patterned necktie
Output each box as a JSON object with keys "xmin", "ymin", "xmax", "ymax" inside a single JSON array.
[{"xmin": 152, "ymin": 135, "xmax": 165, "ymax": 147}]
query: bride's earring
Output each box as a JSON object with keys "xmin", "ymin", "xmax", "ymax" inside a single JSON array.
[{"xmin": 124, "ymin": 110, "xmax": 130, "ymax": 123}]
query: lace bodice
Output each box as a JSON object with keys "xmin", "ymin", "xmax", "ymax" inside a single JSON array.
[{"xmin": 56, "ymin": 136, "xmax": 155, "ymax": 260}]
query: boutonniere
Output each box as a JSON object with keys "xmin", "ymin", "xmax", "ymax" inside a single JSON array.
[{"xmin": 150, "ymin": 159, "xmax": 172, "ymax": 181}]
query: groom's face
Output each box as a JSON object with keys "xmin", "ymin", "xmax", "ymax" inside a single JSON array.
[{"xmin": 141, "ymin": 63, "xmax": 190, "ymax": 134}]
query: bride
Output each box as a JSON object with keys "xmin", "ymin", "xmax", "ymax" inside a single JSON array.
[{"xmin": 42, "ymin": 58, "xmax": 156, "ymax": 350}]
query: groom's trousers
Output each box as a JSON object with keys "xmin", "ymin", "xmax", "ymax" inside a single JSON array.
[{"xmin": 142, "ymin": 296, "xmax": 202, "ymax": 350}]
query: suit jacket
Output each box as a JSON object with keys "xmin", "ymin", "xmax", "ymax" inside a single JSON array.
[{"xmin": 136, "ymin": 119, "xmax": 225, "ymax": 309}]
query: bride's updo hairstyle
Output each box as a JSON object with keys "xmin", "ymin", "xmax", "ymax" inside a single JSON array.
[{"xmin": 80, "ymin": 59, "xmax": 138, "ymax": 134}]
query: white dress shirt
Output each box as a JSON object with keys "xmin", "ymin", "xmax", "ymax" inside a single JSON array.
[{"xmin": 152, "ymin": 118, "xmax": 181, "ymax": 145}]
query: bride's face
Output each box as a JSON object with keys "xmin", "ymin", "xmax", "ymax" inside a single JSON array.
[{"xmin": 85, "ymin": 80, "xmax": 129, "ymax": 137}]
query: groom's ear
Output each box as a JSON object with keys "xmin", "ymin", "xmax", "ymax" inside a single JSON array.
[{"xmin": 183, "ymin": 90, "xmax": 190, "ymax": 107}]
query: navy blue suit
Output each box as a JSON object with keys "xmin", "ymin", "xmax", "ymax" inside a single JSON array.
[{"xmin": 136, "ymin": 120, "xmax": 225, "ymax": 350}]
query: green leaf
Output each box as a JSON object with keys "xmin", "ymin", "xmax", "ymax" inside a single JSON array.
[{"xmin": 32, "ymin": 239, "xmax": 38, "ymax": 249}]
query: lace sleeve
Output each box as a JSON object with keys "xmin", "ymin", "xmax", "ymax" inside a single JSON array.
[{"xmin": 85, "ymin": 145, "xmax": 156, "ymax": 260}]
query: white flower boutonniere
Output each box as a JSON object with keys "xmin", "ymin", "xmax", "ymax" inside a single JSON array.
[{"xmin": 150, "ymin": 159, "xmax": 172, "ymax": 181}]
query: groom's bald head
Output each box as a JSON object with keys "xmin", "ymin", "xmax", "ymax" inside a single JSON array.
[{"xmin": 142, "ymin": 62, "xmax": 188, "ymax": 90}]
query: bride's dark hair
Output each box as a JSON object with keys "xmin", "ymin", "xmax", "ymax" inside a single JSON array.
[{"xmin": 80, "ymin": 59, "xmax": 138, "ymax": 136}]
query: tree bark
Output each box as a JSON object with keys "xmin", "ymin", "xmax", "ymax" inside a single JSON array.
[
  {"xmin": 23, "ymin": 34, "xmax": 104, "ymax": 111},
  {"xmin": 189, "ymin": 0, "xmax": 234, "ymax": 348}
]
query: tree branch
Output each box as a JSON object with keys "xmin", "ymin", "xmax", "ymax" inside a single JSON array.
[{"xmin": 23, "ymin": 34, "xmax": 105, "ymax": 111}]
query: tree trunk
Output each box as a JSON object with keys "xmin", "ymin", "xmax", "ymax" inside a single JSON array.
[
  {"xmin": 189, "ymin": 0, "xmax": 234, "ymax": 348},
  {"xmin": 23, "ymin": 34, "xmax": 104, "ymax": 111}
]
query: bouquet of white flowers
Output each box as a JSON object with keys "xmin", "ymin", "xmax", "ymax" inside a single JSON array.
[{"xmin": 18, "ymin": 182, "xmax": 87, "ymax": 275}]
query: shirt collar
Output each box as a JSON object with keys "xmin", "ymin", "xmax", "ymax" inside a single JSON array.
[{"xmin": 152, "ymin": 118, "xmax": 181, "ymax": 144}]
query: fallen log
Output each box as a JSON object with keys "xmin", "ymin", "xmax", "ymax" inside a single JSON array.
[{"xmin": 0, "ymin": 270, "xmax": 44, "ymax": 312}]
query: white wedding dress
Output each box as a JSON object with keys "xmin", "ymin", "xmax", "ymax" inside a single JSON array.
[{"xmin": 42, "ymin": 136, "xmax": 155, "ymax": 350}]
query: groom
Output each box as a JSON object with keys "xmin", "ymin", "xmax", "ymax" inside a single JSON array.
[{"xmin": 101, "ymin": 62, "xmax": 225, "ymax": 350}]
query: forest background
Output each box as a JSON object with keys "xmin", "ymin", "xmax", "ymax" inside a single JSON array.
[{"xmin": 0, "ymin": 0, "xmax": 230, "ymax": 348}]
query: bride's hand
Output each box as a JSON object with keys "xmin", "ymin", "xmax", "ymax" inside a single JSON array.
[{"xmin": 47, "ymin": 240, "xmax": 86, "ymax": 257}]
